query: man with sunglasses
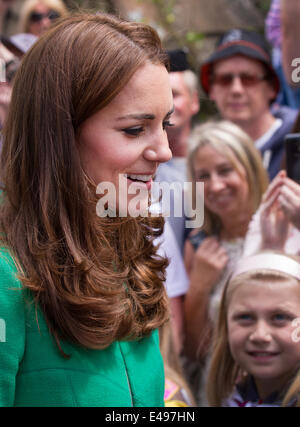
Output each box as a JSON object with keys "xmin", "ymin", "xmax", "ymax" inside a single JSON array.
[{"xmin": 200, "ymin": 29, "xmax": 297, "ymax": 180}]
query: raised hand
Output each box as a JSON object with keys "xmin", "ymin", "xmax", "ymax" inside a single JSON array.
[
  {"xmin": 260, "ymin": 171, "xmax": 289, "ymax": 250},
  {"xmin": 278, "ymin": 177, "xmax": 300, "ymax": 231},
  {"xmin": 191, "ymin": 237, "xmax": 229, "ymax": 293}
]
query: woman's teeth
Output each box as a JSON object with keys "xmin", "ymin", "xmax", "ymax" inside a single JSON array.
[{"xmin": 126, "ymin": 174, "xmax": 152, "ymax": 182}]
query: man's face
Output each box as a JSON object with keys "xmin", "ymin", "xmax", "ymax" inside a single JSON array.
[
  {"xmin": 168, "ymin": 71, "xmax": 199, "ymax": 132},
  {"xmin": 209, "ymin": 55, "xmax": 276, "ymax": 127}
]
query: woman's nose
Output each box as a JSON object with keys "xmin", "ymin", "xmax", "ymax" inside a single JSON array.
[
  {"xmin": 208, "ymin": 173, "xmax": 226, "ymax": 192},
  {"xmin": 144, "ymin": 131, "xmax": 172, "ymax": 164},
  {"xmin": 41, "ymin": 16, "xmax": 52, "ymax": 31}
]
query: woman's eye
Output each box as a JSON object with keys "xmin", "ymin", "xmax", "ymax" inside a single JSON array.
[
  {"xmin": 122, "ymin": 127, "xmax": 144, "ymax": 137},
  {"xmin": 163, "ymin": 120, "xmax": 174, "ymax": 130},
  {"xmin": 197, "ymin": 174, "xmax": 209, "ymax": 181},
  {"xmin": 195, "ymin": 170, "xmax": 209, "ymax": 180},
  {"xmin": 219, "ymin": 167, "xmax": 233, "ymax": 176}
]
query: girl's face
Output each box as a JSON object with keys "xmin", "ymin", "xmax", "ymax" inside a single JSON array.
[
  {"xmin": 227, "ymin": 280, "xmax": 300, "ymax": 399},
  {"xmin": 193, "ymin": 145, "xmax": 250, "ymax": 219},
  {"xmin": 78, "ymin": 62, "xmax": 173, "ymax": 213}
]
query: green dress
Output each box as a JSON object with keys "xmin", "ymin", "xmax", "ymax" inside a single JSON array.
[{"xmin": 0, "ymin": 248, "xmax": 165, "ymax": 407}]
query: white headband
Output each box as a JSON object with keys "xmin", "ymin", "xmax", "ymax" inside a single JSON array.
[{"xmin": 231, "ymin": 253, "xmax": 300, "ymax": 281}]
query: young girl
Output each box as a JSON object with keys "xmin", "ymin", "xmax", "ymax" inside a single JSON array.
[{"xmin": 207, "ymin": 251, "xmax": 300, "ymax": 407}]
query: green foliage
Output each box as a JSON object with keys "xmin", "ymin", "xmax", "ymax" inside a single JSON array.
[{"xmin": 185, "ymin": 32, "xmax": 205, "ymax": 43}]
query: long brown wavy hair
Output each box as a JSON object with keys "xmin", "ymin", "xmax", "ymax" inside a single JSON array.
[{"xmin": 0, "ymin": 13, "xmax": 170, "ymax": 354}]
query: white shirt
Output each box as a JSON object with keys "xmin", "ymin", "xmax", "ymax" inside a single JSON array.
[{"xmin": 156, "ymin": 220, "xmax": 189, "ymax": 298}]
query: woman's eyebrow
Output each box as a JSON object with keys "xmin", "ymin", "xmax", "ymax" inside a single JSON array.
[
  {"xmin": 117, "ymin": 107, "xmax": 174, "ymax": 121},
  {"xmin": 117, "ymin": 113, "xmax": 155, "ymax": 121}
]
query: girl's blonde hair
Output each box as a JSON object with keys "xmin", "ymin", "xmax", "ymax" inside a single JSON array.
[
  {"xmin": 19, "ymin": 0, "xmax": 68, "ymax": 33},
  {"xmin": 187, "ymin": 120, "xmax": 269, "ymax": 235},
  {"xmin": 206, "ymin": 252, "xmax": 300, "ymax": 407}
]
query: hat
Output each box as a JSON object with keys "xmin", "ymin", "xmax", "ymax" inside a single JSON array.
[
  {"xmin": 167, "ymin": 48, "xmax": 191, "ymax": 72},
  {"xmin": 2, "ymin": 33, "xmax": 38, "ymax": 56},
  {"xmin": 200, "ymin": 29, "xmax": 280, "ymax": 95}
]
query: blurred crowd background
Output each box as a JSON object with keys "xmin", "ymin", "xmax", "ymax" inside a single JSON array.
[{"xmin": 2, "ymin": 0, "xmax": 272, "ymax": 120}]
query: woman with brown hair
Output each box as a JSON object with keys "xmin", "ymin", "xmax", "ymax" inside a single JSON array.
[{"xmin": 0, "ymin": 13, "xmax": 174, "ymax": 407}]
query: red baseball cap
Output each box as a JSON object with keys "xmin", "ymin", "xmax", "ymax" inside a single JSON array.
[{"xmin": 200, "ymin": 29, "xmax": 280, "ymax": 98}]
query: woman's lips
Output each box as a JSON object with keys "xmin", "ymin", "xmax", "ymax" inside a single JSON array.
[{"xmin": 207, "ymin": 192, "xmax": 234, "ymax": 208}]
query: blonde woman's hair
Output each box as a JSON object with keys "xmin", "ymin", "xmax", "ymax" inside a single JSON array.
[
  {"xmin": 187, "ymin": 120, "xmax": 269, "ymax": 235},
  {"xmin": 19, "ymin": 0, "xmax": 68, "ymax": 33},
  {"xmin": 206, "ymin": 252, "xmax": 300, "ymax": 407}
]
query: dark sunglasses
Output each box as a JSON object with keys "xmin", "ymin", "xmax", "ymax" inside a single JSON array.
[
  {"xmin": 211, "ymin": 72, "xmax": 268, "ymax": 88},
  {"xmin": 29, "ymin": 10, "xmax": 60, "ymax": 23}
]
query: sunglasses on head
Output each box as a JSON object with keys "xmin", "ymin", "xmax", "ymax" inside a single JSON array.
[
  {"xmin": 29, "ymin": 10, "xmax": 60, "ymax": 23},
  {"xmin": 211, "ymin": 72, "xmax": 268, "ymax": 88}
]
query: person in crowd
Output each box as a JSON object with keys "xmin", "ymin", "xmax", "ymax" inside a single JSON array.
[
  {"xmin": 156, "ymin": 48, "xmax": 199, "ymax": 253},
  {"xmin": 0, "ymin": 28, "xmax": 38, "ymax": 130},
  {"xmin": 0, "ymin": 0, "xmax": 18, "ymax": 130},
  {"xmin": 0, "ymin": 72, "xmax": 12, "ymax": 130},
  {"xmin": 156, "ymin": 48, "xmax": 199, "ymax": 184},
  {"xmin": 2, "ymin": 32, "xmax": 37, "ymax": 59},
  {"xmin": 200, "ymin": 29, "xmax": 297, "ymax": 180},
  {"xmin": 207, "ymin": 251, "xmax": 300, "ymax": 407},
  {"xmin": 0, "ymin": 13, "xmax": 174, "ymax": 407},
  {"xmin": 243, "ymin": 170, "xmax": 300, "ymax": 257},
  {"xmin": 19, "ymin": 0, "xmax": 68, "ymax": 37},
  {"xmin": 182, "ymin": 120, "xmax": 269, "ymax": 403},
  {"xmin": 153, "ymin": 51, "xmax": 198, "ymax": 346},
  {"xmin": 265, "ymin": 0, "xmax": 300, "ymax": 110},
  {"xmin": 156, "ymin": 220, "xmax": 189, "ymax": 355},
  {"xmin": 160, "ymin": 321, "xmax": 196, "ymax": 407},
  {"xmin": 275, "ymin": 174, "xmax": 300, "ymax": 232},
  {"xmin": 0, "ymin": 0, "xmax": 14, "ymax": 33},
  {"xmin": 281, "ymin": 0, "xmax": 300, "ymax": 87}
]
